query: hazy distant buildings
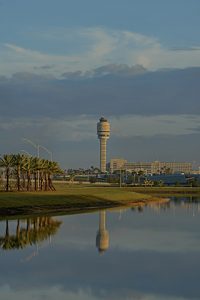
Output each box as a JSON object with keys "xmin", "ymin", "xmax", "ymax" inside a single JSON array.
[
  {"xmin": 109, "ymin": 159, "xmax": 192, "ymax": 174},
  {"xmin": 97, "ymin": 117, "xmax": 110, "ymax": 173}
]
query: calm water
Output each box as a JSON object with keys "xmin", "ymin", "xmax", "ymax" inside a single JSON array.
[{"xmin": 1, "ymin": 197, "xmax": 200, "ymax": 300}]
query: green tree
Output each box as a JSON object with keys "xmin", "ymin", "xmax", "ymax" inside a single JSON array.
[
  {"xmin": 13, "ymin": 154, "xmax": 27, "ymax": 191},
  {"xmin": 0, "ymin": 154, "xmax": 15, "ymax": 191}
]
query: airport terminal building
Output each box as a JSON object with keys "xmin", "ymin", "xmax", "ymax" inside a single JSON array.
[{"xmin": 109, "ymin": 159, "xmax": 192, "ymax": 174}]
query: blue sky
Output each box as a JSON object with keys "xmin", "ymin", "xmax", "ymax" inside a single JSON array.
[
  {"xmin": 1, "ymin": 0, "xmax": 200, "ymax": 76},
  {"xmin": 1, "ymin": 0, "xmax": 200, "ymax": 46},
  {"xmin": 1, "ymin": 0, "xmax": 200, "ymax": 168}
]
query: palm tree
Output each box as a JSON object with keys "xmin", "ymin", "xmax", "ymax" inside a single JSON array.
[
  {"xmin": 31, "ymin": 157, "xmax": 41, "ymax": 191},
  {"xmin": 47, "ymin": 161, "xmax": 62, "ymax": 191},
  {"xmin": 13, "ymin": 154, "xmax": 27, "ymax": 191},
  {"xmin": 0, "ymin": 153, "xmax": 63, "ymax": 192},
  {"xmin": 0, "ymin": 154, "xmax": 15, "ymax": 191},
  {"xmin": 22, "ymin": 156, "xmax": 34, "ymax": 191},
  {"xmin": 37, "ymin": 158, "xmax": 48, "ymax": 191},
  {"xmin": 38, "ymin": 159, "xmax": 62, "ymax": 191}
]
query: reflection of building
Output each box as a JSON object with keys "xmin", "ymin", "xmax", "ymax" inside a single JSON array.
[
  {"xmin": 97, "ymin": 117, "xmax": 110, "ymax": 173},
  {"xmin": 96, "ymin": 210, "xmax": 109, "ymax": 253},
  {"xmin": 109, "ymin": 159, "xmax": 192, "ymax": 174}
]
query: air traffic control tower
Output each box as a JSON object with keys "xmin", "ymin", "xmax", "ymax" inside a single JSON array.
[{"xmin": 97, "ymin": 117, "xmax": 110, "ymax": 173}]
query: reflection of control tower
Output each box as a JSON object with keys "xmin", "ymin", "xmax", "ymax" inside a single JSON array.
[
  {"xmin": 97, "ymin": 117, "xmax": 110, "ymax": 173},
  {"xmin": 96, "ymin": 210, "xmax": 109, "ymax": 253}
]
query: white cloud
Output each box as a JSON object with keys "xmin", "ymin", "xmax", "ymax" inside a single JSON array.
[
  {"xmin": 82, "ymin": 28, "xmax": 117, "ymax": 59},
  {"xmin": 1, "ymin": 27, "xmax": 200, "ymax": 76}
]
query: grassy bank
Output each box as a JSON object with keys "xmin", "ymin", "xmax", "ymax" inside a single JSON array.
[
  {"xmin": 0, "ymin": 184, "xmax": 162, "ymax": 217},
  {"xmin": 131, "ymin": 186, "xmax": 200, "ymax": 196}
]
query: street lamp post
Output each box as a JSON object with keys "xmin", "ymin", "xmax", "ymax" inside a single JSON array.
[
  {"xmin": 20, "ymin": 150, "xmax": 31, "ymax": 156},
  {"xmin": 22, "ymin": 138, "xmax": 40, "ymax": 158},
  {"xmin": 22, "ymin": 138, "xmax": 40, "ymax": 190},
  {"xmin": 39, "ymin": 145, "xmax": 53, "ymax": 161},
  {"xmin": 119, "ymin": 169, "xmax": 122, "ymax": 188},
  {"xmin": 22, "ymin": 138, "xmax": 53, "ymax": 190}
]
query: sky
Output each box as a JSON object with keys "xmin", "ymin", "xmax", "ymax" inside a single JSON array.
[{"xmin": 0, "ymin": 0, "xmax": 200, "ymax": 168}]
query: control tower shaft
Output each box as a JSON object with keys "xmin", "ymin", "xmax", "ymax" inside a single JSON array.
[{"xmin": 97, "ymin": 117, "xmax": 110, "ymax": 173}]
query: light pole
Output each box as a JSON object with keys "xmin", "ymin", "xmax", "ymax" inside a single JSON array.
[
  {"xmin": 22, "ymin": 138, "xmax": 40, "ymax": 190},
  {"xmin": 20, "ymin": 150, "xmax": 32, "ymax": 156},
  {"xmin": 22, "ymin": 138, "xmax": 53, "ymax": 189},
  {"xmin": 39, "ymin": 145, "xmax": 53, "ymax": 161},
  {"xmin": 22, "ymin": 138, "xmax": 39, "ymax": 158},
  {"xmin": 119, "ymin": 168, "xmax": 122, "ymax": 188}
]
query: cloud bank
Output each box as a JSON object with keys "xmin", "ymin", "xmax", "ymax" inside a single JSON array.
[
  {"xmin": 0, "ymin": 66, "xmax": 199, "ymax": 167},
  {"xmin": 1, "ymin": 27, "xmax": 200, "ymax": 76},
  {"xmin": 1, "ymin": 67, "xmax": 200, "ymax": 118}
]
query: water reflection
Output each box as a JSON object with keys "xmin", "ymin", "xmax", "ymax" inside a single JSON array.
[
  {"xmin": 96, "ymin": 210, "xmax": 109, "ymax": 253},
  {"xmin": 147, "ymin": 197, "xmax": 200, "ymax": 216},
  {"xmin": 1, "ymin": 198, "xmax": 200, "ymax": 254},
  {"xmin": 0, "ymin": 216, "xmax": 62, "ymax": 251},
  {"xmin": 1, "ymin": 198, "xmax": 200, "ymax": 299}
]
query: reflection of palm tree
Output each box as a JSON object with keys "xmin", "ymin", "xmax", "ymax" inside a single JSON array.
[
  {"xmin": 14, "ymin": 219, "xmax": 27, "ymax": 249},
  {"xmin": 1, "ymin": 220, "xmax": 14, "ymax": 250},
  {"xmin": 0, "ymin": 217, "xmax": 62, "ymax": 251}
]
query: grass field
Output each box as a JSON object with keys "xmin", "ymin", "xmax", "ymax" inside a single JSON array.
[
  {"xmin": 1, "ymin": 183, "xmax": 199, "ymax": 218},
  {"xmin": 131, "ymin": 186, "xmax": 200, "ymax": 196},
  {"xmin": 0, "ymin": 183, "xmax": 159, "ymax": 217}
]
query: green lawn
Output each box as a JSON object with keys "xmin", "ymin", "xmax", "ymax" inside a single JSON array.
[
  {"xmin": 0, "ymin": 183, "xmax": 160, "ymax": 217},
  {"xmin": 131, "ymin": 186, "xmax": 200, "ymax": 196},
  {"xmin": 0, "ymin": 183, "xmax": 198, "ymax": 211},
  {"xmin": 3, "ymin": 182, "xmax": 199, "ymax": 218}
]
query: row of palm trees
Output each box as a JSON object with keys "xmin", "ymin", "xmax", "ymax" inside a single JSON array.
[{"xmin": 0, "ymin": 153, "xmax": 63, "ymax": 192}]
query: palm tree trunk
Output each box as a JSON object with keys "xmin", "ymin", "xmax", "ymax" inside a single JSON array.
[
  {"xmin": 48, "ymin": 174, "xmax": 56, "ymax": 191},
  {"xmin": 22, "ymin": 173, "xmax": 26, "ymax": 189},
  {"xmin": 34, "ymin": 172, "xmax": 37, "ymax": 191},
  {"xmin": 17, "ymin": 165, "xmax": 21, "ymax": 191},
  {"xmin": 6, "ymin": 168, "xmax": 9, "ymax": 192},
  {"xmin": 44, "ymin": 173, "xmax": 48, "ymax": 191},
  {"xmin": 27, "ymin": 171, "xmax": 31, "ymax": 191}
]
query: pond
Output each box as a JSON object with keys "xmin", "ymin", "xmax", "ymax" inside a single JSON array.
[{"xmin": 0, "ymin": 197, "xmax": 200, "ymax": 300}]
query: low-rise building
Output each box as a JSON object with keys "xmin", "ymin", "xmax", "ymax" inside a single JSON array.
[
  {"xmin": 109, "ymin": 158, "xmax": 127, "ymax": 173},
  {"xmin": 109, "ymin": 158, "xmax": 192, "ymax": 174}
]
